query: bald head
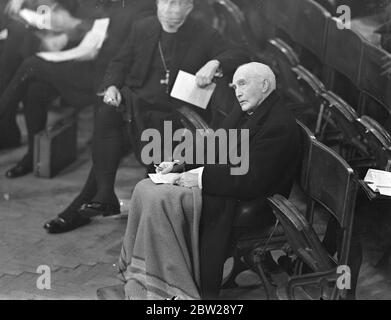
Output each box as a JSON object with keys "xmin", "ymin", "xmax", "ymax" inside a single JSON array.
[{"xmin": 231, "ymin": 62, "xmax": 276, "ymax": 113}]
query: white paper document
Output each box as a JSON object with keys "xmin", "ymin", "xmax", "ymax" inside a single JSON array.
[
  {"xmin": 170, "ymin": 70, "xmax": 216, "ymax": 109},
  {"xmin": 364, "ymin": 169, "xmax": 391, "ymax": 196},
  {"xmin": 36, "ymin": 18, "xmax": 110, "ymax": 62},
  {"xmin": 148, "ymin": 173, "xmax": 181, "ymax": 185},
  {"xmin": 149, "ymin": 168, "xmax": 203, "ymax": 185}
]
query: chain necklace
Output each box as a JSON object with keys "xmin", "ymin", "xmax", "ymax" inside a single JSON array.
[{"xmin": 158, "ymin": 41, "xmax": 170, "ymax": 94}]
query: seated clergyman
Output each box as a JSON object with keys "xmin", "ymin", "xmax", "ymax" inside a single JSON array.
[{"xmin": 118, "ymin": 62, "xmax": 302, "ymax": 300}]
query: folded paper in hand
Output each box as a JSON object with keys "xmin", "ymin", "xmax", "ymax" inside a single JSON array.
[
  {"xmin": 364, "ymin": 169, "xmax": 391, "ymax": 197},
  {"xmin": 36, "ymin": 18, "xmax": 110, "ymax": 62},
  {"xmin": 170, "ymin": 70, "xmax": 216, "ymax": 109}
]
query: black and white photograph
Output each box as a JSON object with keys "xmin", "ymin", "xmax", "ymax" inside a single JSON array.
[{"xmin": 1, "ymin": 0, "xmax": 391, "ymax": 304}]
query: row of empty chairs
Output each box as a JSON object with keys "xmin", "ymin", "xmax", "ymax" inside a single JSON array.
[{"xmin": 252, "ymin": 0, "xmax": 391, "ymax": 179}]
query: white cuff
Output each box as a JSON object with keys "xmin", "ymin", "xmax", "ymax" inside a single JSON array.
[{"xmin": 198, "ymin": 167, "xmax": 204, "ymax": 189}]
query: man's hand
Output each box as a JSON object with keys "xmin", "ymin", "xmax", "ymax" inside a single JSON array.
[
  {"xmin": 5, "ymin": 0, "xmax": 25, "ymax": 16},
  {"xmin": 195, "ymin": 60, "xmax": 220, "ymax": 88},
  {"xmin": 156, "ymin": 160, "xmax": 181, "ymax": 174},
  {"xmin": 103, "ymin": 86, "xmax": 122, "ymax": 107},
  {"xmin": 176, "ymin": 172, "xmax": 199, "ymax": 188}
]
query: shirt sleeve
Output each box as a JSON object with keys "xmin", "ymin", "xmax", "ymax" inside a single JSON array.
[{"xmin": 188, "ymin": 167, "xmax": 205, "ymax": 189}]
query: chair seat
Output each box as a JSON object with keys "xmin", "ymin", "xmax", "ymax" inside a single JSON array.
[{"xmin": 236, "ymin": 224, "xmax": 286, "ymax": 252}]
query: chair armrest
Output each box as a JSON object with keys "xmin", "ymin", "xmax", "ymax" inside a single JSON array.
[
  {"xmin": 292, "ymin": 65, "xmax": 326, "ymax": 95},
  {"xmin": 176, "ymin": 106, "xmax": 211, "ymax": 131},
  {"xmin": 268, "ymin": 38, "xmax": 300, "ymax": 67},
  {"xmin": 286, "ymin": 269, "xmax": 338, "ymax": 300},
  {"xmin": 359, "ymin": 116, "xmax": 391, "ymax": 148}
]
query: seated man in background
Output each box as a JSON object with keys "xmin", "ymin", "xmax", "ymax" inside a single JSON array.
[
  {"xmin": 117, "ymin": 63, "xmax": 301, "ymax": 299},
  {"xmin": 43, "ymin": 0, "xmax": 249, "ymax": 234},
  {"xmin": 0, "ymin": 0, "xmax": 155, "ymax": 177},
  {"xmin": 0, "ymin": 0, "xmax": 80, "ymax": 150}
]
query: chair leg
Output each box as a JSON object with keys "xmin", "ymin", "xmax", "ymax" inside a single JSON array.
[{"xmin": 253, "ymin": 251, "xmax": 278, "ymax": 300}]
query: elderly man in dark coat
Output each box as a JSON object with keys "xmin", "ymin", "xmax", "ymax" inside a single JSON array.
[{"xmin": 117, "ymin": 62, "xmax": 301, "ymax": 299}]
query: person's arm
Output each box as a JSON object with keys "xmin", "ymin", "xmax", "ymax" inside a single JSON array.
[
  {"xmin": 202, "ymin": 123, "xmax": 298, "ymax": 200},
  {"xmin": 99, "ymin": 22, "xmax": 138, "ymax": 91}
]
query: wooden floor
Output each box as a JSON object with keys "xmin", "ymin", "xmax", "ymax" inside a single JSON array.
[{"xmin": 1, "ymin": 106, "xmax": 391, "ymax": 300}]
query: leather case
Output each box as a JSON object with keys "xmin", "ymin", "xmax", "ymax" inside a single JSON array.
[{"xmin": 33, "ymin": 116, "xmax": 77, "ymax": 178}]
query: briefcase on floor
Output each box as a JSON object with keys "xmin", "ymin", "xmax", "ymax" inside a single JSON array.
[{"xmin": 33, "ymin": 116, "xmax": 77, "ymax": 178}]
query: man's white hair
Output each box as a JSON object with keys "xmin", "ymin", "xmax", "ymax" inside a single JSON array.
[{"xmin": 238, "ymin": 62, "xmax": 276, "ymax": 92}]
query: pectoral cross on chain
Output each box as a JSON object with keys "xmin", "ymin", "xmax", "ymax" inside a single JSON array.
[{"xmin": 160, "ymin": 70, "xmax": 170, "ymax": 94}]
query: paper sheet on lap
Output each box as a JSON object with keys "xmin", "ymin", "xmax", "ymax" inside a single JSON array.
[
  {"xmin": 149, "ymin": 168, "xmax": 203, "ymax": 185},
  {"xmin": 36, "ymin": 18, "xmax": 110, "ymax": 62}
]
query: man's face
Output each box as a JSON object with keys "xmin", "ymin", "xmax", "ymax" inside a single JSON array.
[
  {"xmin": 231, "ymin": 68, "xmax": 267, "ymax": 113},
  {"xmin": 157, "ymin": 0, "xmax": 193, "ymax": 31}
]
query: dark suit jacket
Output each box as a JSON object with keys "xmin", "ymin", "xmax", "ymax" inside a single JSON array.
[
  {"xmin": 100, "ymin": 15, "xmax": 249, "ymax": 92},
  {"xmin": 197, "ymin": 91, "xmax": 302, "ymax": 299},
  {"xmin": 92, "ymin": 0, "xmax": 155, "ymax": 90}
]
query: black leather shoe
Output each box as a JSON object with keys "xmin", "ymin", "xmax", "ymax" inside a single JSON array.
[
  {"xmin": 43, "ymin": 216, "xmax": 91, "ymax": 234},
  {"xmin": 79, "ymin": 202, "xmax": 121, "ymax": 219},
  {"xmin": 5, "ymin": 163, "xmax": 32, "ymax": 179}
]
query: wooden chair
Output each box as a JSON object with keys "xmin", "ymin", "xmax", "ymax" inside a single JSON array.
[
  {"xmin": 263, "ymin": 38, "xmax": 308, "ymax": 105},
  {"xmin": 210, "ymin": 0, "xmax": 261, "ymax": 59},
  {"xmin": 291, "ymin": 0, "xmax": 331, "ymax": 64},
  {"xmin": 323, "ymin": 17, "xmax": 365, "ymax": 105},
  {"xmin": 236, "ymin": 0, "xmax": 275, "ymax": 50},
  {"xmin": 268, "ymin": 139, "xmax": 358, "ymax": 300},
  {"xmin": 291, "ymin": 65, "xmax": 327, "ymax": 132},
  {"xmin": 324, "ymin": 17, "xmax": 364, "ymax": 87},
  {"xmin": 358, "ymin": 41, "xmax": 391, "ymax": 121},
  {"xmin": 176, "ymin": 105, "xmax": 314, "ymax": 299},
  {"xmin": 317, "ymin": 91, "xmax": 369, "ymax": 161},
  {"xmin": 354, "ymin": 115, "xmax": 391, "ymax": 173},
  {"xmin": 263, "ymin": 0, "xmax": 299, "ymax": 42}
]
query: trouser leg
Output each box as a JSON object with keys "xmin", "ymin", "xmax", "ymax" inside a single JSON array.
[
  {"xmin": 58, "ymin": 166, "xmax": 98, "ymax": 220},
  {"xmin": 91, "ymin": 102, "xmax": 124, "ymax": 205}
]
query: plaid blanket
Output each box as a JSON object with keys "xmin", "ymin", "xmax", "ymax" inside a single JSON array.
[{"xmin": 118, "ymin": 179, "xmax": 203, "ymax": 300}]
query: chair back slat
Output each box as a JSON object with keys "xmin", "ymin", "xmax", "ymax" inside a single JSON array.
[
  {"xmin": 264, "ymin": 0, "xmax": 298, "ymax": 37},
  {"xmin": 293, "ymin": 0, "xmax": 331, "ymax": 61},
  {"xmin": 296, "ymin": 120, "xmax": 316, "ymax": 193},
  {"xmin": 359, "ymin": 41, "xmax": 391, "ymax": 112},
  {"xmin": 356, "ymin": 116, "xmax": 391, "ymax": 170},
  {"xmin": 307, "ymin": 140, "xmax": 357, "ymax": 229},
  {"xmin": 324, "ymin": 17, "xmax": 364, "ymax": 86},
  {"xmin": 212, "ymin": 0, "xmax": 250, "ymax": 46}
]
